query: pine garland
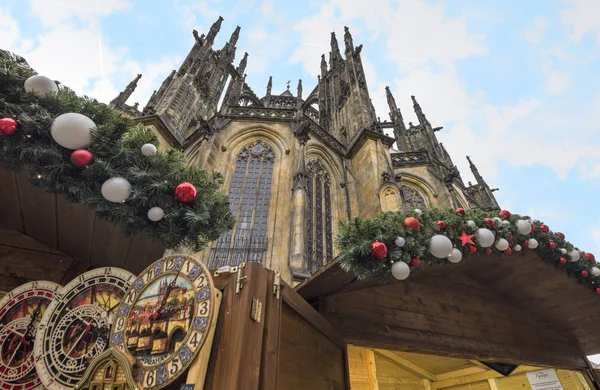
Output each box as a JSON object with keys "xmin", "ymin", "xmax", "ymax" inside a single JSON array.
[
  {"xmin": 0, "ymin": 50, "xmax": 235, "ymax": 251},
  {"xmin": 336, "ymin": 208, "xmax": 600, "ymax": 293}
]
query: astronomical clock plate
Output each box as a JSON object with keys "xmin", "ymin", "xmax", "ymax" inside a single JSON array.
[
  {"xmin": 0, "ymin": 281, "xmax": 61, "ymax": 390},
  {"xmin": 33, "ymin": 267, "xmax": 134, "ymax": 390},
  {"xmin": 110, "ymin": 254, "xmax": 216, "ymax": 389}
]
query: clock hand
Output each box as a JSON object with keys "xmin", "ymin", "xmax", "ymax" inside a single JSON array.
[
  {"xmin": 66, "ymin": 317, "xmax": 96, "ymax": 357},
  {"xmin": 154, "ymin": 270, "xmax": 182, "ymax": 322},
  {"xmin": 7, "ymin": 339, "xmax": 22, "ymax": 367}
]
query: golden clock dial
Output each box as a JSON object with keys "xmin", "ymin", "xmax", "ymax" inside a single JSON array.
[
  {"xmin": 0, "ymin": 280, "xmax": 60, "ymax": 390},
  {"xmin": 33, "ymin": 267, "xmax": 134, "ymax": 390},
  {"xmin": 111, "ymin": 255, "xmax": 215, "ymax": 389}
]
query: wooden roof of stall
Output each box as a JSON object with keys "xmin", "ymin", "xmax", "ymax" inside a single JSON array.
[
  {"xmin": 296, "ymin": 253, "xmax": 600, "ymax": 369},
  {"xmin": 0, "ymin": 168, "xmax": 165, "ymax": 290}
]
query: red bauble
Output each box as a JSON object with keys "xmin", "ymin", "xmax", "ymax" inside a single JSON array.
[
  {"xmin": 371, "ymin": 241, "xmax": 387, "ymax": 259},
  {"xmin": 556, "ymin": 232, "xmax": 565, "ymax": 240},
  {"xmin": 404, "ymin": 217, "xmax": 421, "ymax": 232},
  {"xmin": 559, "ymin": 257, "xmax": 567, "ymax": 265},
  {"xmin": 485, "ymin": 248, "xmax": 492, "ymax": 256},
  {"xmin": 175, "ymin": 182, "xmax": 197, "ymax": 203},
  {"xmin": 469, "ymin": 245, "xmax": 477, "ymax": 254},
  {"xmin": 596, "ymin": 287, "xmax": 600, "ymax": 295},
  {"xmin": 540, "ymin": 224, "xmax": 550, "ymax": 233},
  {"xmin": 504, "ymin": 247, "xmax": 512, "ymax": 255},
  {"xmin": 548, "ymin": 241, "xmax": 556, "ymax": 249},
  {"xmin": 456, "ymin": 208, "xmax": 465, "ymax": 215},
  {"xmin": 531, "ymin": 223, "xmax": 536, "ymax": 232},
  {"xmin": 0, "ymin": 118, "xmax": 17, "ymax": 135},
  {"xmin": 585, "ymin": 253, "xmax": 596, "ymax": 263},
  {"xmin": 498, "ymin": 210, "xmax": 511, "ymax": 218},
  {"xmin": 581, "ymin": 270, "xmax": 589, "ymax": 277},
  {"xmin": 70, "ymin": 149, "xmax": 93, "ymax": 168},
  {"xmin": 523, "ymin": 240, "xmax": 530, "ymax": 248},
  {"xmin": 483, "ymin": 218, "xmax": 494, "ymax": 228},
  {"xmin": 411, "ymin": 257, "xmax": 421, "ymax": 267},
  {"xmin": 508, "ymin": 234, "xmax": 515, "ymax": 243},
  {"xmin": 436, "ymin": 220, "xmax": 446, "ymax": 230}
]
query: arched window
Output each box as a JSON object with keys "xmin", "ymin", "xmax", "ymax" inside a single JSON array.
[
  {"xmin": 210, "ymin": 141, "xmax": 275, "ymax": 268},
  {"xmin": 306, "ymin": 159, "xmax": 333, "ymax": 274},
  {"xmin": 400, "ymin": 185, "xmax": 427, "ymax": 211}
]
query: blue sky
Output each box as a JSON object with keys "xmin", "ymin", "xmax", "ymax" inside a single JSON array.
[{"xmin": 2, "ymin": 0, "xmax": 600, "ymax": 326}]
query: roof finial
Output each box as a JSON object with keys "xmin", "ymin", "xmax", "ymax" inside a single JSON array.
[
  {"xmin": 286, "ymin": 80, "xmax": 291, "ymax": 90},
  {"xmin": 266, "ymin": 76, "xmax": 272, "ymax": 96},
  {"xmin": 205, "ymin": 16, "xmax": 224, "ymax": 46}
]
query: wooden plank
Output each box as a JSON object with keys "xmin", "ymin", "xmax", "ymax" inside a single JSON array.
[
  {"xmin": 431, "ymin": 365, "xmax": 534, "ymax": 389},
  {"xmin": 15, "ymin": 172, "xmax": 57, "ymax": 248},
  {"xmin": 56, "ymin": 195, "xmax": 95, "ymax": 264},
  {"xmin": 0, "ymin": 244, "xmax": 73, "ymax": 284},
  {"xmin": 0, "ymin": 226, "xmax": 64, "ymax": 255},
  {"xmin": 0, "ymin": 274, "xmax": 28, "ymax": 291},
  {"xmin": 295, "ymin": 259, "xmax": 356, "ymax": 301},
  {"xmin": 365, "ymin": 349, "xmax": 380, "ymax": 390},
  {"xmin": 435, "ymin": 366, "xmax": 488, "ymax": 381},
  {"xmin": 259, "ymin": 270, "xmax": 281, "ymax": 390},
  {"xmin": 0, "ymin": 168, "xmax": 23, "ymax": 232},
  {"xmin": 122, "ymin": 234, "xmax": 166, "ymax": 274},
  {"xmin": 487, "ymin": 378, "xmax": 500, "ymax": 390},
  {"xmin": 375, "ymin": 349, "xmax": 436, "ymax": 381},
  {"xmin": 90, "ymin": 217, "xmax": 131, "ymax": 268}
]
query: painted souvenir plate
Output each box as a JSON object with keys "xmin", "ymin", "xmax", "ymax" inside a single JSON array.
[
  {"xmin": 33, "ymin": 267, "xmax": 134, "ymax": 390},
  {"xmin": 0, "ymin": 281, "xmax": 61, "ymax": 390},
  {"xmin": 110, "ymin": 254, "xmax": 215, "ymax": 389}
]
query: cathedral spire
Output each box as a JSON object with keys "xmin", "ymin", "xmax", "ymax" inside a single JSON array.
[
  {"xmin": 343, "ymin": 26, "xmax": 354, "ymax": 55},
  {"xmin": 320, "ymin": 54, "xmax": 327, "ymax": 76},
  {"xmin": 205, "ymin": 16, "xmax": 224, "ymax": 46},
  {"xmin": 237, "ymin": 52, "xmax": 248, "ymax": 74},
  {"xmin": 266, "ymin": 76, "xmax": 272, "ymax": 96},
  {"xmin": 229, "ymin": 26, "xmax": 241, "ymax": 45},
  {"xmin": 411, "ymin": 95, "xmax": 430, "ymax": 127},
  {"xmin": 467, "ymin": 156, "xmax": 487, "ymax": 187},
  {"xmin": 110, "ymin": 73, "xmax": 142, "ymax": 109},
  {"xmin": 330, "ymin": 32, "xmax": 342, "ymax": 62},
  {"xmin": 297, "ymin": 79, "xmax": 303, "ymax": 100},
  {"xmin": 385, "ymin": 87, "xmax": 406, "ymax": 131}
]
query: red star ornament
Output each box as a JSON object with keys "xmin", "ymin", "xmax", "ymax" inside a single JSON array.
[{"xmin": 458, "ymin": 231, "xmax": 475, "ymax": 247}]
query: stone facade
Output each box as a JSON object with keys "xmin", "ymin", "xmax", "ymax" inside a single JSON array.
[{"xmin": 111, "ymin": 16, "xmax": 499, "ymax": 284}]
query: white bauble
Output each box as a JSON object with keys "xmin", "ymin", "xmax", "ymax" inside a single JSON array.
[
  {"xmin": 24, "ymin": 75, "xmax": 58, "ymax": 96},
  {"xmin": 516, "ymin": 220, "xmax": 532, "ymax": 235},
  {"xmin": 569, "ymin": 250, "xmax": 580, "ymax": 262},
  {"xmin": 475, "ymin": 228, "xmax": 495, "ymax": 248},
  {"xmin": 147, "ymin": 207, "xmax": 164, "ymax": 221},
  {"xmin": 447, "ymin": 248, "xmax": 462, "ymax": 263},
  {"xmin": 467, "ymin": 220, "xmax": 476, "ymax": 228},
  {"xmin": 141, "ymin": 143, "xmax": 157, "ymax": 156},
  {"xmin": 493, "ymin": 217, "xmax": 502, "ymax": 225},
  {"xmin": 591, "ymin": 267, "xmax": 600, "ymax": 277},
  {"xmin": 495, "ymin": 238, "xmax": 509, "ymax": 251},
  {"xmin": 528, "ymin": 238, "xmax": 539, "ymax": 249},
  {"xmin": 51, "ymin": 113, "xmax": 95, "ymax": 149},
  {"xmin": 101, "ymin": 177, "xmax": 132, "ymax": 203},
  {"xmin": 502, "ymin": 220, "xmax": 510, "ymax": 227},
  {"xmin": 395, "ymin": 236, "xmax": 406, "ymax": 248},
  {"xmin": 429, "ymin": 235, "xmax": 453, "ymax": 259},
  {"xmin": 414, "ymin": 208, "xmax": 422, "ymax": 215},
  {"xmin": 514, "ymin": 245, "xmax": 522, "ymax": 252},
  {"xmin": 560, "ymin": 248, "xmax": 567, "ymax": 255},
  {"xmin": 391, "ymin": 261, "xmax": 410, "ymax": 280}
]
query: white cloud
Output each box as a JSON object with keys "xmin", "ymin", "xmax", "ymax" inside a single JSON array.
[
  {"xmin": 28, "ymin": 0, "xmax": 131, "ymax": 28},
  {"xmin": 525, "ymin": 17, "xmax": 548, "ymax": 44},
  {"xmin": 0, "ymin": 8, "xmax": 34, "ymax": 53},
  {"xmin": 562, "ymin": 0, "xmax": 600, "ymax": 43},
  {"xmin": 547, "ymin": 70, "xmax": 572, "ymax": 94}
]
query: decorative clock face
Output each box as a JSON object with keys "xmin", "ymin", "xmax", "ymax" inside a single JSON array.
[
  {"xmin": 111, "ymin": 255, "xmax": 215, "ymax": 389},
  {"xmin": 33, "ymin": 267, "xmax": 134, "ymax": 390},
  {"xmin": 0, "ymin": 281, "xmax": 60, "ymax": 390}
]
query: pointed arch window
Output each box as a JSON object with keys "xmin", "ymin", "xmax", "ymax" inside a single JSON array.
[
  {"xmin": 307, "ymin": 159, "xmax": 333, "ymax": 274},
  {"xmin": 209, "ymin": 141, "xmax": 275, "ymax": 268},
  {"xmin": 400, "ymin": 185, "xmax": 427, "ymax": 211}
]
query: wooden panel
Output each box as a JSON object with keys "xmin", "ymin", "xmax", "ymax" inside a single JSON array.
[
  {"xmin": 56, "ymin": 195, "xmax": 95, "ymax": 264},
  {"xmin": 259, "ymin": 270, "xmax": 281, "ymax": 390},
  {"xmin": 0, "ymin": 242, "xmax": 73, "ymax": 284},
  {"xmin": 123, "ymin": 234, "xmax": 166, "ymax": 274},
  {"xmin": 0, "ymin": 168, "xmax": 23, "ymax": 231},
  {"xmin": 15, "ymin": 172, "xmax": 57, "ymax": 248},
  {"xmin": 90, "ymin": 217, "xmax": 131, "ymax": 268}
]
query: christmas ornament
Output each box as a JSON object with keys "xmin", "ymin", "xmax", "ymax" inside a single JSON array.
[
  {"xmin": 101, "ymin": 177, "xmax": 132, "ymax": 203},
  {"xmin": 391, "ymin": 261, "xmax": 410, "ymax": 280},
  {"xmin": 475, "ymin": 228, "xmax": 495, "ymax": 248},
  {"xmin": 596, "ymin": 288, "xmax": 600, "ymax": 295},
  {"xmin": 556, "ymin": 232, "xmax": 565, "ymax": 240},
  {"xmin": 147, "ymin": 207, "xmax": 165, "ymax": 221},
  {"xmin": 560, "ymin": 248, "xmax": 567, "ymax": 255},
  {"xmin": 141, "ymin": 143, "xmax": 158, "ymax": 156},
  {"xmin": 24, "ymin": 75, "xmax": 58, "ymax": 96},
  {"xmin": 404, "ymin": 217, "xmax": 420, "ymax": 232},
  {"xmin": 175, "ymin": 182, "xmax": 197, "ymax": 203},
  {"xmin": 495, "ymin": 238, "xmax": 509, "ymax": 251},
  {"xmin": 395, "ymin": 236, "xmax": 406, "ymax": 248},
  {"xmin": 559, "ymin": 257, "xmax": 567, "ymax": 265},
  {"xmin": 523, "ymin": 240, "xmax": 529, "ymax": 248},
  {"xmin": 458, "ymin": 231, "xmax": 475, "ymax": 246},
  {"xmin": 456, "ymin": 208, "xmax": 465, "ymax": 215},
  {"xmin": 483, "ymin": 218, "xmax": 494, "ymax": 228},
  {"xmin": 414, "ymin": 208, "xmax": 422, "ymax": 215},
  {"xmin": 469, "ymin": 246, "xmax": 477, "ymax": 254},
  {"xmin": 591, "ymin": 267, "xmax": 600, "ymax": 277},
  {"xmin": 485, "ymin": 248, "xmax": 492, "ymax": 256},
  {"xmin": 466, "ymin": 220, "xmax": 476, "ymax": 228},
  {"xmin": 0, "ymin": 117, "xmax": 17, "ymax": 135},
  {"xmin": 429, "ymin": 235, "xmax": 453, "ymax": 259},
  {"xmin": 502, "ymin": 220, "xmax": 510, "ymax": 227},
  {"xmin": 51, "ymin": 113, "xmax": 95, "ymax": 149},
  {"xmin": 569, "ymin": 250, "xmax": 580, "ymax": 262},
  {"xmin": 436, "ymin": 220, "xmax": 446, "ymax": 230},
  {"xmin": 504, "ymin": 247, "xmax": 512, "ymax": 255},
  {"xmin": 581, "ymin": 270, "xmax": 589, "ymax": 277},
  {"xmin": 539, "ymin": 224, "xmax": 550, "ymax": 233},
  {"xmin": 548, "ymin": 241, "xmax": 556, "ymax": 249},
  {"xmin": 498, "ymin": 210, "xmax": 511, "ymax": 218},
  {"xmin": 70, "ymin": 149, "xmax": 93, "ymax": 168},
  {"xmin": 508, "ymin": 233, "xmax": 515, "ymax": 242},
  {"xmin": 527, "ymin": 238, "xmax": 539, "ymax": 249},
  {"xmin": 516, "ymin": 220, "xmax": 532, "ymax": 235},
  {"xmin": 411, "ymin": 257, "xmax": 421, "ymax": 267},
  {"xmin": 585, "ymin": 253, "xmax": 596, "ymax": 263},
  {"xmin": 514, "ymin": 244, "xmax": 522, "ymax": 251},
  {"xmin": 371, "ymin": 241, "xmax": 387, "ymax": 259},
  {"xmin": 448, "ymin": 248, "xmax": 462, "ymax": 263},
  {"xmin": 493, "ymin": 217, "xmax": 502, "ymax": 225},
  {"xmin": 531, "ymin": 223, "xmax": 536, "ymax": 232}
]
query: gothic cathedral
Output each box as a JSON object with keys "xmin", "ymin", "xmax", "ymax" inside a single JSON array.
[{"xmin": 110, "ymin": 17, "xmax": 499, "ymax": 284}]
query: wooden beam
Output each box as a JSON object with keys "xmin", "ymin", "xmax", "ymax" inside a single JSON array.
[
  {"xmin": 423, "ymin": 379, "xmax": 432, "ymax": 390},
  {"xmin": 470, "ymin": 360, "xmax": 491, "ymax": 370},
  {"xmin": 364, "ymin": 349, "xmax": 379, "ymax": 390},
  {"xmin": 431, "ymin": 366, "xmax": 537, "ymax": 389},
  {"xmin": 487, "ymin": 378, "xmax": 500, "ymax": 390},
  {"xmin": 435, "ymin": 366, "xmax": 488, "ymax": 381},
  {"xmin": 375, "ymin": 349, "xmax": 436, "ymax": 382}
]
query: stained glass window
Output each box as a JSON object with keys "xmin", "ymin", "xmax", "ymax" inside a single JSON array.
[
  {"xmin": 400, "ymin": 185, "xmax": 427, "ymax": 211},
  {"xmin": 209, "ymin": 141, "xmax": 274, "ymax": 268},
  {"xmin": 307, "ymin": 159, "xmax": 333, "ymax": 274}
]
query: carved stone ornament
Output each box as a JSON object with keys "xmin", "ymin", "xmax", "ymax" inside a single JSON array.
[{"xmin": 74, "ymin": 348, "xmax": 140, "ymax": 390}]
